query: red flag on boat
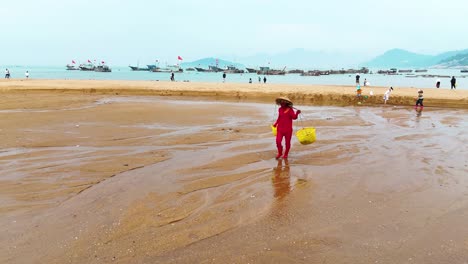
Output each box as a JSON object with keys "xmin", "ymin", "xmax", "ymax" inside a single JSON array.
[
  {"xmin": 177, "ymin": 56, "xmax": 183, "ymax": 61},
  {"xmin": 88, "ymin": 59, "xmax": 91, "ymax": 63},
  {"xmin": 72, "ymin": 60, "xmax": 76, "ymax": 64}
]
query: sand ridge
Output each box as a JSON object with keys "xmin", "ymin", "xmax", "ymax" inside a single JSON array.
[{"xmin": 1, "ymin": 79, "xmax": 467, "ymax": 108}]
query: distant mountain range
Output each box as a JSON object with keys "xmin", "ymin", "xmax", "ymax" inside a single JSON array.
[
  {"xmin": 436, "ymin": 52, "xmax": 468, "ymax": 68},
  {"xmin": 363, "ymin": 48, "xmax": 468, "ymax": 68},
  {"xmin": 239, "ymin": 48, "xmax": 367, "ymax": 69},
  {"xmin": 179, "ymin": 48, "xmax": 468, "ymax": 71}
]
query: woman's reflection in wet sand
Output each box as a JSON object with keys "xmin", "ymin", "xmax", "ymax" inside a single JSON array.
[{"xmin": 272, "ymin": 158, "xmax": 291, "ymax": 200}]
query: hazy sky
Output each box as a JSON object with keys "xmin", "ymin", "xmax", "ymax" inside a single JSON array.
[{"xmin": 1, "ymin": 0, "xmax": 467, "ymax": 65}]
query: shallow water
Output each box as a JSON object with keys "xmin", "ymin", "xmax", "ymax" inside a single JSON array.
[
  {"xmin": 0, "ymin": 95, "xmax": 467, "ymax": 263},
  {"xmin": 2, "ymin": 65, "xmax": 467, "ymax": 89}
]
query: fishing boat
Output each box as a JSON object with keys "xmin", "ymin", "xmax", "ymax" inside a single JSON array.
[
  {"xmin": 185, "ymin": 68, "xmax": 195, "ymax": 71},
  {"xmin": 246, "ymin": 67, "xmax": 257, "ymax": 73},
  {"xmin": 257, "ymin": 66, "xmax": 286, "ymax": 75},
  {"xmin": 66, "ymin": 60, "xmax": 79, "ymax": 70},
  {"xmin": 195, "ymin": 66, "xmax": 223, "ymax": 73},
  {"xmin": 147, "ymin": 65, "xmax": 157, "ymax": 70},
  {"xmin": 95, "ymin": 65, "xmax": 111, "ymax": 72},
  {"xmin": 152, "ymin": 65, "xmax": 183, "ymax": 73},
  {"xmin": 288, "ymin": 69, "xmax": 304, "ymax": 74},
  {"xmin": 461, "ymin": 69, "xmax": 468, "ymax": 73},
  {"xmin": 377, "ymin": 69, "xmax": 398, "ymax": 75},
  {"xmin": 415, "ymin": 69, "xmax": 428, "ymax": 73},
  {"xmin": 224, "ymin": 65, "xmax": 244, "ymax": 74},
  {"xmin": 129, "ymin": 66, "xmax": 150, "ymax": 71},
  {"xmin": 79, "ymin": 63, "xmax": 96, "ymax": 71},
  {"xmin": 398, "ymin": 69, "xmax": 413, "ymax": 73},
  {"xmin": 66, "ymin": 64, "xmax": 79, "ymax": 70}
]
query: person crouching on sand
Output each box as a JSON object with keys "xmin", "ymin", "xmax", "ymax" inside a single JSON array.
[
  {"xmin": 415, "ymin": 89, "xmax": 424, "ymax": 109},
  {"xmin": 356, "ymin": 84, "xmax": 362, "ymax": 99},
  {"xmin": 273, "ymin": 97, "xmax": 301, "ymax": 159},
  {"xmin": 383, "ymin": 87, "xmax": 393, "ymax": 104}
]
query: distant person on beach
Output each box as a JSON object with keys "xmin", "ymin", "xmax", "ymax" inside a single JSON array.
[
  {"xmin": 263, "ymin": 76, "xmax": 267, "ymax": 84},
  {"xmin": 25, "ymin": 71, "xmax": 29, "ymax": 79},
  {"xmin": 258, "ymin": 76, "xmax": 261, "ymax": 83},
  {"xmin": 363, "ymin": 78, "xmax": 369, "ymax": 86},
  {"xmin": 383, "ymin": 87, "xmax": 393, "ymax": 104},
  {"xmin": 222, "ymin": 72, "xmax": 226, "ymax": 83},
  {"xmin": 356, "ymin": 74, "xmax": 360, "ymax": 84},
  {"xmin": 5, "ymin": 69, "xmax": 10, "ymax": 79},
  {"xmin": 415, "ymin": 89, "xmax": 424, "ymax": 108},
  {"xmin": 451, "ymin": 76, "xmax": 456, "ymax": 89},
  {"xmin": 170, "ymin": 72, "xmax": 175, "ymax": 81},
  {"xmin": 273, "ymin": 97, "xmax": 301, "ymax": 159},
  {"xmin": 249, "ymin": 78, "xmax": 252, "ymax": 83},
  {"xmin": 436, "ymin": 79, "xmax": 441, "ymax": 88}
]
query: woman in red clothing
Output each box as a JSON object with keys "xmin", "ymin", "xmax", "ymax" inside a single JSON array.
[{"xmin": 273, "ymin": 97, "xmax": 301, "ymax": 159}]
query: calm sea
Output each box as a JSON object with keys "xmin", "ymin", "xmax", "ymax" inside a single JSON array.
[{"xmin": 2, "ymin": 65, "xmax": 467, "ymax": 90}]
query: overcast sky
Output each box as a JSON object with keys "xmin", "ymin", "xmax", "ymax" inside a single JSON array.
[{"xmin": 1, "ymin": 0, "xmax": 467, "ymax": 65}]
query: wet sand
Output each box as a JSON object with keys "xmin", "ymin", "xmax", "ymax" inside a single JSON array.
[{"xmin": 1, "ymin": 90, "xmax": 468, "ymax": 263}]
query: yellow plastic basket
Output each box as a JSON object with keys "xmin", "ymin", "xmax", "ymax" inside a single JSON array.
[
  {"xmin": 296, "ymin": 127, "xmax": 316, "ymax": 145},
  {"xmin": 271, "ymin": 125, "xmax": 277, "ymax": 136}
]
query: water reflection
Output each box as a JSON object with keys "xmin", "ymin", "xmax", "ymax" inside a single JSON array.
[
  {"xmin": 272, "ymin": 159, "xmax": 291, "ymax": 200},
  {"xmin": 415, "ymin": 107, "xmax": 423, "ymax": 119}
]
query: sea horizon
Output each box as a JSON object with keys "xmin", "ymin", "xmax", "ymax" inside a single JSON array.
[{"xmin": 1, "ymin": 65, "xmax": 466, "ymax": 90}]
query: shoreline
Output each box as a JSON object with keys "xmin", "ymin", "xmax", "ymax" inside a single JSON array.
[{"xmin": 1, "ymin": 79, "xmax": 467, "ymax": 108}]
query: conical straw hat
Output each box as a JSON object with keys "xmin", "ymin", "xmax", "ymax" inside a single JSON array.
[{"xmin": 275, "ymin": 96, "xmax": 293, "ymax": 106}]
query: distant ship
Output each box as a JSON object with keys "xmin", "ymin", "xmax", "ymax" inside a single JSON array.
[
  {"xmin": 257, "ymin": 66, "xmax": 286, "ymax": 75},
  {"xmin": 66, "ymin": 60, "xmax": 79, "ymax": 70},
  {"xmin": 246, "ymin": 67, "xmax": 257, "ymax": 73},
  {"xmin": 195, "ymin": 66, "xmax": 223, "ymax": 72},
  {"xmin": 415, "ymin": 69, "xmax": 428, "ymax": 73},
  {"xmin": 129, "ymin": 66, "xmax": 150, "ymax": 71},
  {"xmin": 461, "ymin": 69, "xmax": 468, "ymax": 73},
  {"xmin": 152, "ymin": 65, "xmax": 183, "ymax": 73},
  {"xmin": 79, "ymin": 63, "xmax": 96, "ymax": 71},
  {"xmin": 224, "ymin": 65, "xmax": 244, "ymax": 74},
  {"xmin": 66, "ymin": 64, "xmax": 79, "ymax": 70},
  {"xmin": 147, "ymin": 65, "xmax": 158, "ymax": 70},
  {"xmin": 95, "ymin": 65, "xmax": 111, "ymax": 72}
]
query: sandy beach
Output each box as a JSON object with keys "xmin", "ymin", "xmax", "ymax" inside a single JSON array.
[{"xmin": 1, "ymin": 80, "xmax": 468, "ymax": 263}]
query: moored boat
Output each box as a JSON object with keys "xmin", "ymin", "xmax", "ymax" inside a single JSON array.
[
  {"xmin": 288, "ymin": 69, "xmax": 304, "ymax": 74},
  {"xmin": 257, "ymin": 66, "xmax": 286, "ymax": 75},
  {"xmin": 66, "ymin": 60, "xmax": 79, "ymax": 70},
  {"xmin": 79, "ymin": 63, "xmax": 96, "ymax": 71},
  {"xmin": 195, "ymin": 66, "xmax": 223, "ymax": 73},
  {"xmin": 377, "ymin": 69, "xmax": 398, "ymax": 75},
  {"xmin": 129, "ymin": 66, "xmax": 150, "ymax": 71},
  {"xmin": 246, "ymin": 67, "xmax": 257, "ymax": 73},
  {"xmin": 95, "ymin": 65, "xmax": 111, "ymax": 72},
  {"xmin": 224, "ymin": 65, "xmax": 244, "ymax": 74},
  {"xmin": 398, "ymin": 69, "xmax": 413, "ymax": 73},
  {"xmin": 66, "ymin": 64, "xmax": 79, "ymax": 70},
  {"xmin": 415, "ymin": 69, "xmax": 428, "ymax": 73},
  {"xmin": 152, "ymin": 65, "xmax": 183, "ymax": 73}
]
